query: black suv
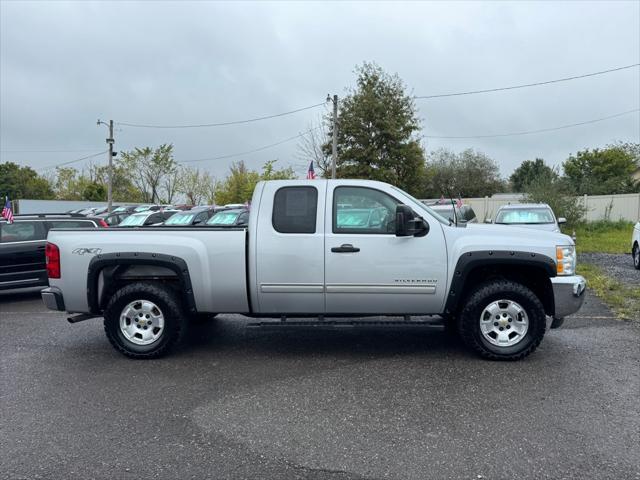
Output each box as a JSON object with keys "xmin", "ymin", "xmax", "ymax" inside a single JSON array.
[{"xmin": 0, "ymin": 213, "xmax": 106, "ymax": 291}]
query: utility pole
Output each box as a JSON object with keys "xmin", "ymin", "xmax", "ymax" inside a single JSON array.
[
  {"xmin": 97, "ymin": 119, "xmax": 115, "ymax": 213},
  {"xmin": 329, "ymin": 94, "xmax": 338, "ymax": 179}
]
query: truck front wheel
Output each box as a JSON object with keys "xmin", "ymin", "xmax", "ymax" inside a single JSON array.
[
  {"xmin": 103, "ymin": 282, "xmax": 186, "ymax": 359},
  {"xmin": 459, "ymin": 280, "xmax": 546, "ymax": 361}
]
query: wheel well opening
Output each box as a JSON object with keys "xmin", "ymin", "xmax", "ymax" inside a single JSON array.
[
  {"xmin": 96, "ymin": 264, "xmax": 181, "ymax": 311},
  {"xmin": 460, "ymin": 264, "xmax": 554, "ymax": 317}
]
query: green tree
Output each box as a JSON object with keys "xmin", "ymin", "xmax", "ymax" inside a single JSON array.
[
  {"xmin": 563, "ymin": 146, "xmax": 639, "ymax": 195},
  {"xmin": 82, "ymin": 182, "xmax": 107, "ymax": 201},
  {"xmin": 0, "ymin": 162, "xmax": 54, "ymax": 199},
  {"xmin": 509, "ymin": 158, "xmax": 557, "ymax": 192},
  {"xmin": 326, "ymin": 62, "xmax": 425, "ymax": 194},
  {"xmin": 179, "ymin": 166, "xmax": 216, "ymax": 205},
  {"xmin": 423, "ymin": 148, "xmax": 505, "ymax": 198},
  {"xmin": 214, "ymin": 160, "xmax": 295, "ymax": 205},
  {"xmin": 120, "ymin": 144, "xmax": 177, "ymax": 203},
  {"xmin": 53, "ymin": 167, "xmax": 86, "ymax": 200}
]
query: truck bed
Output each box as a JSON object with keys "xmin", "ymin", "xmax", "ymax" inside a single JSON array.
[{"xmin": 47, "ymin": 227, "xmax": 249, "ymax": 314}]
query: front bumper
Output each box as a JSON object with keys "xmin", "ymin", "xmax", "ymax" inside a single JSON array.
[
  {"xmin": 550, "ymin": 275, "xmax": 586, "ymax": 318},
  {"xmin": 41, "ymin": 286, "xmax": 65, "ymax": 311}
]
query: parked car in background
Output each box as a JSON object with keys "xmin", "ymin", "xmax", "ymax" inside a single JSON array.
[
  {"xmin": 133, "ymin": 204, "xmax": 172, "ymax": 213},
  {"xmin": 0, "ymin": 213, "xmax": 106, "ymax": 290},
  {"xmin": 116, "ymin": 210, "xmax": 178, "ymax": 227},
  {"xmin": 205, "ymin": 208, "xmax": 250, "ymax": 226},
  {"xmin": 113, "ymin": 206, "xmax": 138, "ymax": 214},
  {"xmin": 632, "ymin": 222, "xmax": 640, "ymax": 270},
  {"xmin": 490, "ymin": 203, "xmax": 565, "ymax": 232},
  {"xmin": 430, "ymin": 203, "xmax": 477, "ymax": 224},
  {"xmin": 171, "ymin": 204, "xmax": 194, "ymax": 211},
  {"xmin": 98, "ymin": 211, "xmax": 130, "ymax": 227},
  {"xmin": 162, "ymin": 207, "xmax": 216, "ymax": 226}
]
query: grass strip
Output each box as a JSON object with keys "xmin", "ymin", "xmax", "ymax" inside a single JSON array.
[
  {"xmin": 564, "ymin": 220, "xmax": 634, "ymax": 254},
  {"xmin": 578, "ymin": 263, "xmax": 640, "ymax": 321}
]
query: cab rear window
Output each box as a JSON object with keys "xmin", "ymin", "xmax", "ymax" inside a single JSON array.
[{"xmin": 272, "ymin": 187, "xmax": 317, "ymax": 234}]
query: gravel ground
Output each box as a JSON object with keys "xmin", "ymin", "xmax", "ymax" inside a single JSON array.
[{"xmin": 579, "ymin": 253, "xmax": 639, "ymax": 285}]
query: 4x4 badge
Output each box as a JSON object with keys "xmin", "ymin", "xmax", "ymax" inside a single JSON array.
[{"xmin": 72, "ymin": 247, "xmax": 102, "ymax": 256}]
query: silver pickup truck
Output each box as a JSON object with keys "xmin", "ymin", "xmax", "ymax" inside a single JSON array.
[{"xmin": 42, "ymin": 179, "xmax": 586, "ymax": 360}]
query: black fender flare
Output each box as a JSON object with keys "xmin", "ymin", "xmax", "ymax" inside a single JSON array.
[
  {"xmin": 87, "ymin": 252, "xmax": 196, "ymax": 314},
  {"xmin": 444, "ymin": 250, "xmax": 556, "ymax": 315}
]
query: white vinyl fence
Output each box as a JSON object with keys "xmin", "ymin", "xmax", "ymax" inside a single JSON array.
[{"xmin": 449, "ymin": 193, "xmax": 640, "ymax": 223}]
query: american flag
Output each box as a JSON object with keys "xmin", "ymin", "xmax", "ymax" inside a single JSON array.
[
  {"xmin": 306, "ymin": 161, "xmax": 316, "ymax": 180},
  {"xmin": 2, "ymin": 197, "xmax": 14, "ymax": 224}
]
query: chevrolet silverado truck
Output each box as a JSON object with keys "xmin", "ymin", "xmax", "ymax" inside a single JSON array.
[{"xmin": 41, "ymin": 179, "xmax": 586, "ymax": 360}]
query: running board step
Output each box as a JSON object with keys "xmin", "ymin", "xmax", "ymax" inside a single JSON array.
[
  {"xmin": 247, "ymin": 319, "xmax": 444, "ymax": 328},
  {"xmin": 67, "ymin": 313, "xmax": 100, "ymax": 324}
]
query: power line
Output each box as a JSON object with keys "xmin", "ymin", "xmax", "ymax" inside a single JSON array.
[
  {"xmin": 415, "ymin": 63, "xmax": 640, "ymax": 99},
  {"xmin": 117, "ymin": 102, "xmax": 326, "ymax": 129},
  {"xmin": 181, "ymin": 127, "xmax": 322, "ymax": 164},
  {"xmin": 41, "ymin": 150, "xmax": 108, "ymax": 170},
  {"xmin": 424, "ymin": 108, "xmax": 640, "ymax": 139}
]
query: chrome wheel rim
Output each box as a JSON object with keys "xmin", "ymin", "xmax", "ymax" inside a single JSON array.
[
  {"xmin": 119, "ymin": 300, "xmax": 165, "ymax": 346},
  {"xmin": 480, "ymin": 299, "xmax": 529, "ymax": 347}
]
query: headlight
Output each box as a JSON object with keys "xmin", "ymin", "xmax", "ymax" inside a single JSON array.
[{"xmin": 556, "ymin": 245, "xmax": 576, "ymax": 276}]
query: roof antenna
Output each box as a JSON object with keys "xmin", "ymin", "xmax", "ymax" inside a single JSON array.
[{"xmin": 445, "ymin": 186, "xmax": 458, "ymax": 226}]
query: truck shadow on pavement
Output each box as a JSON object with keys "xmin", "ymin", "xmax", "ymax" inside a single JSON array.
[{"xmin": 181, "ymin": 317, "xmax": 472, "ymax": 359}]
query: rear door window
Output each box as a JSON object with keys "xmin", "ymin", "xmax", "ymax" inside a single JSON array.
[
  {"xmin": 0, "ymin": 221, "xmax": 47, "ymax": 243},
  {"xmin": 272, "ymin": 187, "xmax": 317, "ymax": 234}
]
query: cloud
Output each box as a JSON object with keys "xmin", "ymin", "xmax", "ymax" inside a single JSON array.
[{"xmin": 1, "ymin": 0, "xmax": 638, "ymax": 180}]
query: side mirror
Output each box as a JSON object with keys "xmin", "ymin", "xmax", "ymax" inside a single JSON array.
[
  {"xmin": 485, "ymin": 218, "xmax": 493, "ymax": 224},
  {"xmin": 557, "ymin": 217, "xmax": 567, "ymax": 225},
  {"xmin": 193, "ymin": 219, "xmax": 202, "ymax": 225},
  {"xmin": 395, "ymin": 204, "xmax": 429, "ymax": 237}
]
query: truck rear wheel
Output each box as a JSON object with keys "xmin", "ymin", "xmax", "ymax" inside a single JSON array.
[
  {"xmin": 459, "ymin": 280, "xmax": 546, "ymax": 361},
  {"xmin": 103, "ymin": 282, "xmax": 186, "ymax": 359}
]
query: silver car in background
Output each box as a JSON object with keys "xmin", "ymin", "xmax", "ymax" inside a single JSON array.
[{"xmin": 491, "ymin": 203, "xmax": 566, "ymax": 232}]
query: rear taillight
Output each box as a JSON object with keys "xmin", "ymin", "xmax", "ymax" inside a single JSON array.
[
  {"xmin": 98, "ymin": 219, "xmax": 109, "ymax": 228},
  {"xmin": 46, "ymin": 242, "xmax": 61, "ymax": 279}
]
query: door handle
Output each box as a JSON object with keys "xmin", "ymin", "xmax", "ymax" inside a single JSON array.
[{"xmin": 331, "ymin": 244, "xmax": 360, "ymax": 253}]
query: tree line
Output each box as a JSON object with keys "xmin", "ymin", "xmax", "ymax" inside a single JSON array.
[{"xmin": 1, "ymin": 62, "xmax": 638, "ymax": 206}]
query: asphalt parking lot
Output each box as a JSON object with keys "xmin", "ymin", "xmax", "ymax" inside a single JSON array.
[{"xmin": 1, "ymin": 289, "xmax": 639, "ymax": 480}]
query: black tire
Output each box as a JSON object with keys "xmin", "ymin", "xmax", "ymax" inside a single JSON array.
[
  {"xmin": 550, "ymin": 317, "xmax": 565, "ymax": 329},
  {"xmin": 633, "ymin": 243, "xmax": 640, "ymax": 270},
  {"xmin": 103, "ymin": 282, "xmax": 187, "ymax": 359},
  {"xmin": 459, "ymin": 280, "xmax": 546, "ymax": 361}
]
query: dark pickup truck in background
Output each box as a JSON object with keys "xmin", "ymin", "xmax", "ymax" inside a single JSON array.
[{"xmin": 0, "ymin": 213, "xmax": 106, "ymax": 291}]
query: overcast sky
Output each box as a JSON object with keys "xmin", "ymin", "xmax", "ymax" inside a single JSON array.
[{"xmin": 1, "ymin": 0, "xmax": 639, "ymax": 181}]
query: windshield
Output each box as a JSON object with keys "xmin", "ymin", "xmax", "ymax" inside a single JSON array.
[
  {"xmin": 164, "ymin": 213, "xmax": 195, "ymax": 225},
  {"xmin": 207, "ymin": 211, "xmax": 240, "ymax": 225},
  {"xmin": 134, "ymin": 205, "xmax": 151, "ymax": 212},
  {"xmin": 495, "ymin": 208, "xmax": 555, "ymax": 224},
  {"xmin": 118, "ymin": 214, "xmax": 148, "ymax": 226}
]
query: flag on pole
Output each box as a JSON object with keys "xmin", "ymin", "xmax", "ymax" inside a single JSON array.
[
  {"xmin": 2, "ymin": 197, "xmax": 14, "ymax": 224},
  {"xmin": 306, "ymin": 161, "xmax": 316, "ymax": 180}
]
